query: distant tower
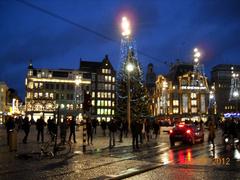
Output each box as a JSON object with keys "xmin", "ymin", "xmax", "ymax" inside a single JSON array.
[{"xmin": 229, "ymin": 70, "xmax": 240, "ymax": 111}]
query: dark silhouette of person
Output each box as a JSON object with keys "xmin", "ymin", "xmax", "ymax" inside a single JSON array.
[
  {"xmin": 36, "ymin": 117, "xmax": 46, "ymax": 143},
  {"xmin": 117, "ymin": 118, "xmax": 124, "ymax": 143},
  {"xmin": 131, "ymin": 120, "xmax": 139, "ymax": 150},
  {"xmin": 86, "ymin": 118, "xmax": 93, "ymax": 145},
  {"xmin": 92, "ymin": 118, "xmax": 97, "ymax": 135},
  {"xmin": 101, "ymin": 120, "xmax": 107, "ymax": 136},
  {"xmin": 60, "ymin": 118, "xmax": 68, "ymax": 144},
  {"xmin": 108, "ymin": 118, "xmax": 117, "ymax": 148},
  {"xmin": 69, "ymin": 117, "xmax": 77, "ymax": 143},
  {"xmin": 153, "ymin": 119, "xmax": 160, "ymax": 139},
  {"xmin": 5, "ymin": 116, "xmax": 15, "ymax": 145},
  {"xmin": 22, "ymin": 117, "xmax": 30, "ymax": 144}
]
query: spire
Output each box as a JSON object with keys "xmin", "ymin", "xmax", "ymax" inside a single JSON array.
[{"xmin": 28, "ymin": 59, "xmax": 33, "ymax": 69}]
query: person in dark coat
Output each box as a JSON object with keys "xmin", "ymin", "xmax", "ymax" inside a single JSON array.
[
  {"xmin": 101, "ymin": 120, "xmax": 107, "ymax": 136},
  {"xmin": 60, "ymin": 118, "xmax": 68, "ymax": 144},
  {"xmin": 131, "ymin": 120, "xmax": 139, "ymax": 150},
  {"xmin": 108, "ymin": 118, "xmax": 117, "ymax": 148},
  {"xmin": 92, "ymin": 118, "xmax": 97, "ymax": 135},
  {"xmin": 153, "ymin": 119, "xmax": 160, "ymax": 139},
  {"xmin": 5, "ymin": 116, "xmax": 15, "ymax": 145},
  {"xmin": 22, "ymin": 117, "xmax": 30, "ymax": 144},
  {"xmin": 117, "ymin": 118, "xmax": 124, "ymax": 143},
  {"xmin": 144, "ymin": 118, "xmax": 150, "ymax": 142},
  {"xmin": 68, "ymin": 117, "xmax": 77, "ymax": 143},
  {"xmin": 86, "ymin": 118, "xmax": 93, "ymax": 145},
  {"xmin": 36, "ymin": 117, "xmax": 46, "ymax": 143}
]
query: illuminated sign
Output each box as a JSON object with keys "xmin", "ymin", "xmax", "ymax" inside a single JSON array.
[{"xmin": 181, "ymin": 86, "xmax": 206, "ymax": 90}]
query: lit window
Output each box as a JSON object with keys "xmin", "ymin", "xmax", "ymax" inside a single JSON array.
[
  {"xmin": 108, "ymin": 100, "xmax": 111, "ymax": 106},
  {"xmin": 37, "ymin": 73, "xmax": 41, "ymax": 78},
  {"xmin": 92, "ymin": 92, "xmax": 95, "ymax": 98},
  {"xmin": 92, "ymin": 100, "xmax": 95, "ymax": 106},
  {"xmin": 34, "ymin": 83, "xmax": 38, "ymax": 88},
  {"xmin": 173, "ymin": 100, "xmax": 179, "ymax": 106},
  {"xmin": 191, "ymin": 93, "xmax": 196, "ymax": 99},
  {"xmin": 97, "ymin": 109, "xmax": 101, "ymax": 114},
  {"xmin": 27, "ymin": 92, "xmax": 30, "ymax": 98},
  {"xmin": 28, "ymin": 82, "xmax": 33, "ymax": 89},
  {"xmin": 48, "ymin": 73, "xmax": 52, "ymax": 78},
  {"xmin": 97, "ymin": 100, "xmax": 100, "ymax": 106},
  {"xmin": 39, "ymin": 93, "xmax": 43, "ymax": 97},
  {"xmin": 112, "ymin": 93, "xmax": 115, "ymax": 98},
  {"xmin": 101, "ymin": 109, "xmax": 104, "ymax": 114},
  {"xmin": 50, "ymin": 93, "xmax": 54, "ymax": 99},
  {"xmin": 191, "ymin": 100, "xmax": 197, "ymax": 106},
  {"xmin": 45, "ymin": 93, "xmax": 49, "ymax": 98},
  {"xmin": 112, "ymin": 110, "xmax": 115, "ymax": 115},
  {"xmin": 112, "ymin": 101, "xmax": 115, "ymax": 107},
  {"xmin": 108, "ymin": 109, "xmax": 111, "ymax": 115},
  {"xmin": 173, "ymin": 108, "xmax": 179, "ymax": 114},
  {"xmin": 108, "ymin": 93, "xmax": 111, "ymax": 98},
  {"xmin": 191, "ymin": 107, "xmax": 197, "ymax": 113},
  {"xmin": 104, "ymin": 109, "xmax": 108, "ymax": 114},
  {"xmin": 112, "ymin": 85, "xmax": 115, "ymax": 91},
  {"xmin": 97, "ymin": 92, "xmax": 101, "ymax": 98}
]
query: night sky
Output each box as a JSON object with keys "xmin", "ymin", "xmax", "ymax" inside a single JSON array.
[{"xmin": 0, "ymin": 0, "xmax": 240, "ymax": 100}]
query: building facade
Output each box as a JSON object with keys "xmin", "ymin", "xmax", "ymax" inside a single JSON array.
[
  {"xmin": 153, "ymin": 62, "xmax": 209, "ymax": 122},
  {"xmin": 79, "ymin": 55, "xmax": 116, "ymax": 122},
  {"xmin": 25, "ymin": 62, "xmax": 91, "ymax": 122},
  {"xmin": 25, "ymin": 55, "xmax": 116, "ymax": 122},
  {"xmin": 211, "ymin": 64, "xmax": 240, "ymax": 115}
]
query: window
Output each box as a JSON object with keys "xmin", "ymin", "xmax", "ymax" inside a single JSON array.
[
  {"xmin": 191, "ymin": 100, "xmax": 197, "ymax": 106},
  {"xmin": 191, "ymin": 93, "xmax": 196, "ymax": 99},
  {"xmin": 191, "ymin": 107, "xmax": 197, "ymax": 113},
  {"xmin": 50, "ymin": 93, "xmax": 54, "ymax": 99},
  {"xmin": 173, "ymin": 108, "xmax": 179, "ymax": 114},
  {"xmin": 173, "ymin": 100, "xmax": 179, "ymax": 106},
  {"xmin": 112, "ymin": 77, "xmax": 115, "ymax": 82},
  {"xmin": 45, "ymin": 93, "xmax": 49, "ymax": 98},
  {"xmin": 112, "ymin": 93, "xmax": 115, "ymax": 98},
  {"xmin": 92, "ymin": 92, "xmax": 95, "ymax": 98},
  {"xmin": 39, "ymin": 93, "xmax": 43, "ymax": 98}
]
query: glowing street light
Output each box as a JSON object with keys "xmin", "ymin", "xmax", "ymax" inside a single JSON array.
[
  {"xmin": 121, "ymin": 16, "xmax": 131, "ymax": 37},
  {"xmin": 126, "ymin": 60, "xmax": 135, "ymax": 131},
  {"xmin": 193, "ymin": 48, "xmax": 201, "ymax": 64}
]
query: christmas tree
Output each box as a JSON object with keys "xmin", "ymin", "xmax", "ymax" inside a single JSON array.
[{"xmin": 116, "ymin": 49, "xmax": 150, "ymax": 123}]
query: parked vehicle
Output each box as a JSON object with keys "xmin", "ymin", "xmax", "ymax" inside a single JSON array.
[{"xmin": 169, "ymin": 122, "xmax": 204, "ymax": 146}]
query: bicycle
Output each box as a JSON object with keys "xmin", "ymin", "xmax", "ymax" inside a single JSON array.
[{"xmin": 40, "ymin": 135, "xmax": 72, "ymax": 159}]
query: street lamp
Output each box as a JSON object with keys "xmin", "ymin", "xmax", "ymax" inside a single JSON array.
[{"xmin": 126, "ymin": 61, "xmax": 134, "ymax": 131}]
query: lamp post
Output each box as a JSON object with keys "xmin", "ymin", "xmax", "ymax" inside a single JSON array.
[{"xmin": 126, "ymin": 62, "xmax": 134, "ymax": 131}]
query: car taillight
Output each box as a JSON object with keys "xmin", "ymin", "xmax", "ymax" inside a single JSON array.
[
  {"xmin": 178, "ymin": 124, "xmax": 184, "ymax": 128},
  {"xmin": 169, "ymin": 129, "xmax": 173, "ymax": 134},
  {"xmin": 186, "ymin": 129, "xmax": 191, "ymax": 134}
]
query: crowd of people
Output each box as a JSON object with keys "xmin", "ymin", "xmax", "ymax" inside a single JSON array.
[{"xmin": 3, "ymin": 114, "xmax": 240, "ymax": 151}]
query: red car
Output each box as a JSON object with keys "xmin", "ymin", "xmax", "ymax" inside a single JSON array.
[{"xmin": 169, "ymin": 123, "xmax": 204, "ymax": 146}]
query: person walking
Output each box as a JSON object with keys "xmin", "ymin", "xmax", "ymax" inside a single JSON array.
[
  {"xmin": 208, "ymin": 116, "xmax": 216, "ymax": 147},
  {"xmin": 108, "ymin": 118, "xmax": 117, "ymax": 149},
  {"xmin": 131, "ymin": 119, "xmax": 139, "ymax": 151},
  {"xmin": 68, "ymin": 117, "xmax": 77, "ymax": 143},
  {"xmin": 86, "ymin": 118, "xmax": 93, "ymax": 145},
  {"xmin": 101, "ymin": 120, "xmax": 107, "ymax": 136},
  {"xmin": 92, "ymin": 118, "xmax": 97, "ymax": 135},
  {"xmin": 22, "ymin": 117, "xmax": 30, "ymax": 144},
  {"xmin": 36, "ymin": 117, "xmax": 46, "ymax": 143},
  {"xmin": 153, "ymin": 119, "xmax": 160, "ymax": 139},
  {"xmin": 5, "ymin": 116, "xmax": 15, "ymax": 145},
  {"xmin": 60, "ymin": 118, "xmax": 68, "ymax": 144}
]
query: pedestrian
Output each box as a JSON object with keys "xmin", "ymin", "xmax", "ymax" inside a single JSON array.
[
  {"xmin": 92, "ymin": 118, "xmax": 97, "ymax": 135},
  {"xmin": 86, "ymin": 118, "xmax": 93, "ymax": 145},
  {"xmin": 123, "ymin": 120, "xmax": 128, "ymax": 137},
  {"xmin": 208, "ymin": 116, "xmax": 216, "ymax": 147},
  {"xmin": 108, "ymin": 118, "xmax": 117, "ymax": 148},
  {"xmin": 145, "ymin": 118, "xmax": 150, "ymax": 142},
  {"xmin": 68, "ymin": 117, "xmax": 77, "ymax": 143},
  {"xmin": 117, "ymin": 118, "xmax": 124, "ymax": 143},
  {"xmin": 60, "ymin": 118, "xmax": 68, "ymax": 144},
  {"xmin": 101, "ymin": 120, "xmax": 107, "ymax": 136},
  {"xmin": 131, "ymin": 119, "xmax": 139, "ymax": 150},
  {"xmin": 5, "ymin": 116, "xmax": 15, "ymax": 145},
  {"xmin": 36, "ymin": 116, "xmax": 46, "ymax": 143},
  {"xmin": 153, "ymin": 119, "xmax": 160, "ymax": 139},
  {"xmin": 22, "ymin": 117, "xmax": 30, "ymax": 144}
]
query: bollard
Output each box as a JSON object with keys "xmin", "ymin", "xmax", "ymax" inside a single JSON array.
[{"xmin": 82, "ymin": 119, "xmax": 87, "ymax": 153}]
